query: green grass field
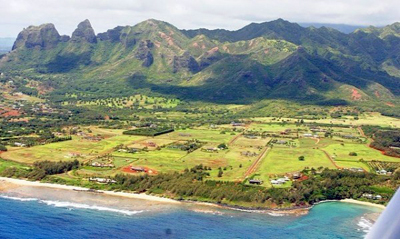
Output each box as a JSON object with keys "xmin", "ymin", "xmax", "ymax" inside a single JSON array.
[
  {"xmin": 2, "ymin": 118, "xmax": 399, "ymax": 187},
  {"xmin": 251, "ymin": 113, "xmax": 400, "ymax": 128},
  {"xmin": 257, "ymin": 145, "xmax": 336, "ymax": 177},
  {"xmin": 323, "ymin": 143, "xmax": 400, "ymax": 162},
  {"xmin": 158, "ymin": 129, "xmax": 236, "ymax": 143},
  {"xmin": 1, "ymin": 135, "xmax": 146, "ymax": 164}
]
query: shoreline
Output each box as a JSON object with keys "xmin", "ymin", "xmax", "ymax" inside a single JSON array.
[
  {"xmin": 340, "ymin": 198, "xmax": 386, "ymax": 209},
  {"xmin": 0, "ymin": 177, "xmax": 385, "ymax": 214},
  {"xmin": 0, "ymin": 177, "xmax": 180, "ymax": 204}
]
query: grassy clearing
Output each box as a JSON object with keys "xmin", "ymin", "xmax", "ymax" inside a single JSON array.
[
  {"xmin": 257, "ymin": 147, "xmax": 336, "ymax": 176},
  {"xmin": 0, "ymin": 158, "xmax": 27, "ymax": 173},
  {"xmin": 248, "ymin": 123, "xmax": 307, "ymax": 132},
  {"xmin": 157, "ymin": 129, "xmax": 235, "ymax": 143},
  {"xmin": 1, "ymin": 135, "xmax": 146, "ymax": 164},
  {"xmin": 323, "ymin": 143, "xmax": 400, "ymax": 162},
  {"xmin": 334, "ymin": 160, "xmax": 371, "ymax": 171},
  {"xmin": 232, "ymin": 136, "xmax": 270, "ymax": 147},
  {"xmin": 251, "ymin": 113, "xmax": 400, "ymax": 128}
]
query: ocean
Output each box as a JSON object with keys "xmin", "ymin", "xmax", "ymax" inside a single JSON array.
[{"xmin": 0, "ymin": 187, "xmax": 380, "ymax": 239}]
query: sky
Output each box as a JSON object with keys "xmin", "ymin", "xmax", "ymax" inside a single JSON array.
[{"xmin": 0, "ymin": 0, "xmax": 399, "ymax": 38}]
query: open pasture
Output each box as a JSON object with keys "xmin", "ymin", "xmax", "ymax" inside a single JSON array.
[
  {"xmin": 232, "ymin": 136, "xmax": 271, "ymax": 148},
  {"xmin": 257, "ymin": 146, "xmax": 336, "ymax": 176},
  {"xmin": 251, "ymin": 113, "xmax": 400, "ymax": 128},
  {"xmin": 157, "ymin": 129, "xmax": 236, "ymax": 143},
  {"xmin": 248, "ymin": 123, "xmax": 308, "ymax": 133},
  {"xmin": 323, "ymin": 143, "xmax": 400, "ymax": 162},
  {"xmin": 1, "ymin": 135, "xmax": 146, "ymax": 164}
]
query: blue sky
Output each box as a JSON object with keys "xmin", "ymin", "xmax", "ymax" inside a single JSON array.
[{"xmin": 0, "ymin": 0, "xmax": 399, "ymax": 37}]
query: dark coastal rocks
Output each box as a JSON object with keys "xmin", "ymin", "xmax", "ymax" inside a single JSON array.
[
  {"xmin": 71, "ymin": 19, "xmax": 97, "ymax": 44},
  {"xmin": 12, "ymin": 23, "xmax": 62, "ymax": 50}
]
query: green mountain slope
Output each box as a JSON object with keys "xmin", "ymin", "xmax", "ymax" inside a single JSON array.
[{"xmin": 0, "ymin": 19, "xmax": 399, "ymax": 107}]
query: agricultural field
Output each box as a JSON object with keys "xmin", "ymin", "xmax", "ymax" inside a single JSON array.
[
  {"xmin": 1, "ymin": 134, "xmax": 146, "ymax": 164},
  {"xmin": 248, "ymin": 123, "xmax": 308, "ymax": 133},
  {"xmin": 251, "ymin": 112, "xmax": 400, "ymax": 128},
  {"xmin": 2, "ymin": 121, "xmax": 400, "ymax": 188},
  {"xmin": 157, "ymin": 129, "xmax": 237, "ymax": 143},
  {"xmin": 256, "ymin": 138, "xmax": 337, "ymax": 178},
  {"xmin": 323, "ymin": 143, "xmax": 400, "ymax": 162}
]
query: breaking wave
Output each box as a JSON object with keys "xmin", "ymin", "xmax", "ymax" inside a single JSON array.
[
  {"xmin": 0, "ymin": 195, "xmax": 38, "ymax": 202},
  {"xmin": 0, "ymin": 194, "xmax": 143, "ymax": 216},
  {"xmin": 40, "ymin": 200, "xmax": 144, "ymax": 216},
  {"xmin": 357, "ymin": 217, "xmax": 373, "ymax": 233}
]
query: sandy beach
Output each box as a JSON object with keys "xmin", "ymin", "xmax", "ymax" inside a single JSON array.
[
  {"xmin": 0, "ymin": 176, "xmax": 387, "ymax": 215},
  {"xmin": 340, "ymin": 199, "xmax": 386, "ymax": 209},
  {"xmin": 0, "ymin": 177, "xmax": 180, "ymax": 204}
]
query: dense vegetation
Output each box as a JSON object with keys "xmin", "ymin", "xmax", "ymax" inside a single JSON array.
[
  {"xmin": 1, "ymin": 160, "xmax": 79, "ymax": 181},
  {"xmin": 362, "ymin": 126, "xmax": 400, "ymax": 157},
  {"xmin": 100, "ymin": 165, "xmax": 397, "ymax": 207},
  {"xmin": 123, "ymin": 127, "xmax": 174, "ymax": 136},
  {"xmin": 1, "ymin": 19, "xmax": 399, "ymax": 112}
]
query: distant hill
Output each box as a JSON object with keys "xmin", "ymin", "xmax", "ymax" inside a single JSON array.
[
  {"xmin": 0, "ymin": 19, "xmax": 399, "ymax": 109},
  {"xmin": 0, "ymin": 37, "xmax": 14, "ymax": 54},
  {"xmin": 298, "ymin": 23, "xmax": 367, "ymax": 34}
]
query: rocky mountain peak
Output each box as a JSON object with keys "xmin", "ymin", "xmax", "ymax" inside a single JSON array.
[
  {"xmin": 12, "ymin": 23, "xmax": 62, "ymax": 50},
  {"xmin": 71, "ymin": 19, "xmax": 97, "ymax": 43}
]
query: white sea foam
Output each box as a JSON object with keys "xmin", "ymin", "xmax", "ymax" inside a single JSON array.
[
  {"xmin": 0, "ymin": 195, "xmax": 38, "ymax": 202},
  {"xmin": 0, "ymin": 194, "xmax": 143, "ymax": 216},
  {"xmin": 40, "ymin": 200, "xmax": 144, "ymax": 216},
  {"xmin": 357, "ymin": 217, "xmax": 373, "ymax": 233},
  {"xmin": 267, "ymin": 212, "xmax": 285, "ymax": 217}
]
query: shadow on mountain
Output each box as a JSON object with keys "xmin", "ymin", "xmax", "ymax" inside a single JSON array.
[{"xmin": 45, "ymin": 52, "xmax": 92, "ymax": 73}]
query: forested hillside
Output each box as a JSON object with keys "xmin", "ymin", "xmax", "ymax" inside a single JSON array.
[{"xmin": 0, "ymin": 19, "xmax": 399, "ymax": 112}]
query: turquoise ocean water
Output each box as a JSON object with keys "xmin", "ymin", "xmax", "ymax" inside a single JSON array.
[{"xmin": 0, "ymin": 193, "xmax": 380, "ymax": 239}]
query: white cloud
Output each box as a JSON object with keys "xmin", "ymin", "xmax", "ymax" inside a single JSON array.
[{"xmin": 0, "ymin": 0, "xmax": 399, "ymax": 37}]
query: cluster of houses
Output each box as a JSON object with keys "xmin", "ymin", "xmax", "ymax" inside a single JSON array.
[
  {"xmin": 241, "ymin": 151, "xmax": 258, "ymax": 157},
  {"xmin": 249, "ymin": 179, "xmax": 263, "ymax": 185},
  {"xmin": 14, "ymin": 142, "xmax": 27, "ymax": 147},
  {"xmin": 362, "ymin": 193, "xmax": 383, "ymax": 200},
  {"xmin": 31, "ymin": 103, "xmax": 58, "ymax": 114},
  {"xmin": 146, "ymin": 141, "xmax": 157, "ymax": 147},
  {"xmin": 342, "ymin": 134, "xmax": 357, "ymax": 139},
  {"xmin": 280, "ymin": 129, "xmax": 292, "ymax": 135},
  {"xmin": 89, "ymin": 177, "xmax": 116, "ymax": 184},
  {"xmin": 76, "ymin": 132, "xmax": 103, "ymax": 141},
  {"xmin": 275, "ymin": 140, "xmax": 287, "ymax": 145},
  {"xmin": 303, "ymin": 133, "xmax": 319, "ymax": 138},
  {"xmin": 270, "ymin": 176, "xmax": 290, "ymax": 185},
  {"xmin": 130, "ymin": 166, "xmax": 147, "ymax": 172},
  {"xmin": 310, "ymin": 128, "xmax": 327, "ymax": 133},
  {"xmin": 202, "ymin": 147, "xmax": 221, "ymax": 153},
  {"xmin": 91, "ymin": 161, "xmax": 114, "ymax": 168},
  {"xmin": 376, "ymin": 169, "xmax": 391, "ymax": 175},
  {"xmin": 346, "ymin": 167, "xmax": 365, "ymax": 172},
  {"xmin": 231, "ymin": 122, "xmax": 245, "ymax": 127},
  {"xmin": 244, "ymin": 135, "xmax": 257, "ymax": 139}
]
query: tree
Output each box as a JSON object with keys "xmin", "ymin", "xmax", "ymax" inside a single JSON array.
[
  {"xmin": 217, "ymin": 143, "xmax": 228, "ymax": 150},
  {"xmin": 218, "ymin": 168, "xmax": 223, "ymax": 177},
  {"xmin": 299, "ymin": 156, "xmax": 305, "ymax": 161},
  {"xmin": 0, "ymin": 144, "xmax": 7, "ymax": 151}
]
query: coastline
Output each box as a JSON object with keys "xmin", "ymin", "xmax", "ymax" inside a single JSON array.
[
  {"xmin": 0, "ymin": 177, "xmax": 385, "ymax": 214},
  {"xmin": 340, "ymin": 198, "xmax": 386, "ymax": 210},
  {"xmin": 0, "ymin": 177, "xmax": 180, "ymax": 204}
]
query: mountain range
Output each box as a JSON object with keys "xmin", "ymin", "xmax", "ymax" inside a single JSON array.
[{"xmin": 0, "ymin": 18, "xmax": 399, "ymax": 107}]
